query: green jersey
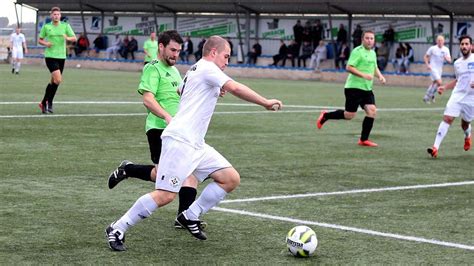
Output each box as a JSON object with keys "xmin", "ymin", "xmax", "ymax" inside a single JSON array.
[
  {"xmin": 138, "ymin": 60, "xmax": 182, "ymax": 131},
  {"xmin": 344, "ymin": 45, "xmax": 377, "ymax": 91},
  {"xmin": 39, "ymin": 21, "xmax": 75, "ymax": 59},
  {"xmin": 143, "ymin": 39, "xmax": 158, "ymax": 62}
]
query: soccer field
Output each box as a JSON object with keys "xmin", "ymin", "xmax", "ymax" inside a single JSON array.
[{"xmin": 0, "ymin": 64, "xmax": 473, "ymax": 264}]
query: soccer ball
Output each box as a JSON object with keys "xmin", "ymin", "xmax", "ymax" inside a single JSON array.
[
  {"xmin": 286, "ymin": 225, "xmax": 318, "ymax": 257},
  {"xmin": 76, "ymin": 64, "xmax": 81, "ymax": 68}
]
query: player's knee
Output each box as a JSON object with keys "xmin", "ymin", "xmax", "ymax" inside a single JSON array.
[
  {"xmin": 443, "ymin": 116, "xmax": 454, "ymax": 124},
  {"xmin": 152, "ymin": 190, "xmax": 176, "ymax": 206},
  {"xmin": 182, "ymin": 175, "xmax": 199, "ymax": 188},
  {"xmin": 53, "ymin": 78, "xmax": 62, "ymax": 85},
  {"xmin": 344, "ymin": 112, "xmax": 356, "ymax": 120},
  {"xmin": 223, "ymin": 169, "xmax": 240, "ymax": 192}
]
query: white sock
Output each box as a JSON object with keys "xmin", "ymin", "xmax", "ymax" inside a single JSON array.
[
  {"xmin": 464, "ymin": 124, "xmax": 472, "ymax": 138},
  {"xmin": 434, "ymin": 121, "xmax": 450, "ymax": 149},
  {"xmin": 427, "ymin": 84, "xmax": 438, "ymax": 99},
  {"xmin": 15, "ymin": 62, "xmax": 21, "ymax": 72},
  {"xmin": 11, "ymin": 61, "xmax": 15, "ymax": 69},
  {"xmin": 186, "ymin": 182, "xmax": 227, "ymax": 221},
  {"xmin": 113, "ymin": 193, "xmax": 158, "ymax": 232}
]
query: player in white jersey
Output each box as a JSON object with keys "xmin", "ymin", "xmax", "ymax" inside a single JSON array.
[
  {"xmin": 427, "ymin": 35, "xmax": 473, "ymax": 158},
  {"xmin": 9, "ymin": 27, "xmax": 28, "ymax": 75},
  {"xmin": 423, "ymin": 35, "xmax": 451, "ymax": 104},
  {"xmin": 105, "ymin": 35, "xmax": 283, "ymax": 251}
]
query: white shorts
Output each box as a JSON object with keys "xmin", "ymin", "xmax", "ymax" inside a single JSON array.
[
  {"xmin": 155, "ymin": 137, "xmax": 232, "ymax": 192},
  {"xmin": 430, "ymin": 69, "xmax": 442, "ymax": 81},
  {"xmin": 11, "ymin": 48, "xmax": 23, "ymax": 59},
  {"xmin": 444, "ymin": 99, "xmax": 474, "ymax": 122}
]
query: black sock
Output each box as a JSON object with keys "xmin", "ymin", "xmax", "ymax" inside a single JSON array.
[
  {"xmin": 42, "ymin": 83, "xmax": 53, "ymax": 105},
  {"xmin": 177, "ymin": 186, "xmax": 197, "ymax": 214},
  {"xmin": 124, "ymin": 164, "xmax": 154, "ymax": 181},
  {"xmin": 361, "ymin": 116, "xmax": 375, "ymax": 141},
  {"xmin": 324, "ymin": 109, "xmax": 345, "ymax": 120},
  {"xmin": 47, "ymin": 83, "xmax": 59, "ymax": 107}
]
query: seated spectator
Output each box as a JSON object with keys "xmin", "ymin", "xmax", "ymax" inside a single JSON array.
[
  {"xmin": 286, "ymin": 40, "xmax": 300, "ymax": 67},
  {"xmin": 403, "ymin": 42, "xmax": 414, "ymax": 73},
  {"xmin": 180, "ymin": 36, "xmax": 193, "ymax": 63},
  {"xmin": 74, "ymin": 33, "xmax": 89, "ymax": 57},
  {"xmin": 309, "ymin": 40, "xmax": 327, "ymax": 71},
  {"xmin": 335, "ymin": 42, "xmax": 350, "ymax": 69},
  {"xmin": 246, "ymin": 39, "xmax": 262, "ymax": 65},
  {"xmin": 93, "ymin": 34, "xmax": 106, "ymax": 56},
  {"xmin": 376, "ymin": 41, "xmax": 389, "ymax": 71},
  {"xmin": 392, "ymin": 43, "xmax": 405, "ymax": 73},
  {"xmin": 66, "ymin": 40, "xmax": 75, "ymax": 58},
  {"xmin": 297, "ymin": 41, "xmax": 312, "ymax": 68},
  {"xmin": 119, "ymin": 35, "xmax": 130, "ymax": 59},
  {"xmin": 106, "ymin": 34, "xmax": 121, "ymax": 59},
  {"xmin": 269, "ymin": 39, "xmax": 288, "ymax": 66},
  {"xmin": 194, "ymin": 38, "xmax": 206, "ymax": 61},
  {"xmin": 125, "ymin": 36, "xmax": 138, "ymax": 60}
]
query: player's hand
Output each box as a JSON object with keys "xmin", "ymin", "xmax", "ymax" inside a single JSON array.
[
  {"xmin": 427, "ymin": 65, "xmax": 432, "ymax": 71},
  {"xmin": 164, "ymin": 114, "xmax": 172, "ymax": 125},
  {"xmin": 219, "ymin": 88, "xmax": 226, "ymax": 97},
  {"xmin": 45, "ymin": 42, "xmax": 52, "ymax": 48},
  {"xmin": 265, "ymin": 99, "xmax": 282, "ymax": 111},
  {"xmin": 379, "ymin": 75, "xmax": 386, "ymax": 84},
  {"xmin": 364, "ymin": 74, "xmax": 373, "ymax": 81},
  {"xmin": 437, "ymin": 86, "xmax": 445, "ymax": 95}
]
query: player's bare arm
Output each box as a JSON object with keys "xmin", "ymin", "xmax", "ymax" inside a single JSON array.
[
  {"xmin": 143, "ymin": 91, "xmax": 173, "ymax": 124},
  {"xmin": 63, "ymin": 34, "xmax": 77, "ymax": 42},
  {"xmin": 375, "ymin": 67, "xmax": 386, "ymax": 84},
  {"xmin": 347, "ymin": 65, "xmax": 372, "ymax": 81},
  {"xmin": 38, "ymin": 38, "xmax": 52, "ymax": 47},
  {"xmin": 424, "ymin": 54, "xmax": 431, "ymax": 70},
  {"xmin": 222, "ymin": 80, "xmax": 282, "ymax": 110}
]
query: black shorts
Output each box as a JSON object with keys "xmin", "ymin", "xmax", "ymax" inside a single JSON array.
[
  {"xmin": 146, "ymin": 128, "xmax": 164, "ymax": 164},
  {"xmin": 45, "ymin": 58, "xmax": 65, "ymax": 73},
  {"xmin": 344, "ymin": 88, "xmax": 376, "ymax": 112}
]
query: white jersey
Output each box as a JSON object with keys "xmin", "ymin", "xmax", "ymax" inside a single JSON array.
[
  {"xmin": 10, "ymin": 33, "xmax": 26, "ymax": 50},
  {"xmin": 426, "ymin": 45, "xmax": 450, "ymax": 73},
  {"xmin": 162, "ymin": 59, "xmax": 232, "ymax": 149},
  {"xmin": 451, "ymin": 53, "xmax": 474, "ymax": 104}
]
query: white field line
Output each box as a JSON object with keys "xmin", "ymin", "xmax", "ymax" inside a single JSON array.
[
  {"xmin": 221, "ymin": 181, "xmax": 474, "ymax": 204},
  {"xmin": 0, "ymin": 101, "xmax": 444, "ymax": 111},
  {"xmin": 212, "ymin": 207, "xmax": 474, "ymax": 251}
]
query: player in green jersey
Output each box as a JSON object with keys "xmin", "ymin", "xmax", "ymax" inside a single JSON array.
[
  {"xmin": 107, "ymin": 30, "xmax": 202, "ymax": 231},
  {"xmin": 38, "ymin": 6, "xmax": 76, "ymax": 114},
  {"xmin": 316, "ymin": 30, "xmax": 386, "ymax": 147},
  {"xmin": 143, "ymin": 32, "xmax": 158, "ymax": 65}
]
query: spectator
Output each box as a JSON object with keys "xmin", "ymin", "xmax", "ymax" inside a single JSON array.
[
  {"xmin": 311, "ymin": 20, "xmax": 324, "ymax": 49},
  {"xmin": 286, "ymin": 40, "xmax": 300, "ymax": 67},
  {"xmin": 298, "ymin": 41, "xmax": 313, "ymax": 68},
  {"xmin": 383, "ymin": 24, "xmax": 395, "ymax": 52},
  {"xmin": 66, "ymin": 39, "xmax": 75, "ymax": 58},
  {"xmin": 352, "ymin": 24, "xmax": 363, "ymax": 48},
  {"xmin": 180, "ymin": 36, "xmax": 193, "ymax": 63},
  {"xmin": 310, "ymin": 40, "xmax": 327, "ymax": 71},
  {"xmin": 269, "ymin": 39, "xmax": 288, "ymax": 66},
  {"xmin": 403, "ymin": 42, "xmax": 414, "ymax": 73},
  {"xmin": 392, "ymin": 43, "xmax": 405, "ymax": 73},
  {"xmin": 336, "ymin": 24, "xmax": 348, "ymax": 52},
  {"xmin": 376, "ymin": 41, "xmax": 389, "ymax": 71},
  {"xmin": 106, "ymin": 34, "xmax": 121, "ymax": 59},
  {"xmin": 93, "ymin": 34, "xmax": 106, "ymax": 56},
  {"xmin": 194, "ymin": 38, "xmax": 206, "ymax": 61},
  {"xmin": 335, "ymin": 42, "xmax": 350, "ymax": 69},
  {"xmin": 293, "ymin": 20, "xmax": 304, "ymax": 48},
  {"xmin": 119, "ymin": 35, "xmax": 129, "ymax": 59},
  {"xmin": 74, "ymin": 32, "xmax": 89, "ymax": 57},
  {"xmin": 226, "ymin": 37, "xmax": 234, "ymax": 56},
  {"xmin": 302, "ymin": 21, "xmax": 312, "ymax": 44},
  {"xmin": 126, "ymin": 36, "xmax": 138, "ymax": 60},
  {"xmin": 246, "ymin": 39, "xmax": 262, "ymax": 65}
]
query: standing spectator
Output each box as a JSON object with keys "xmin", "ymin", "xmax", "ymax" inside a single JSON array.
[
  {"xmin": 126, "ymin": 36, "xmax": 138, "ymax": 60},
  {"xmin": 293, "ymin": 20, "xmax": 304, "ymax": 48},
  {"xmin": 119, "ymin": 35, "xmax": 129, "ymax": 59},
  {"xmin": 298, "ymin": 41, "xmax": 313, "ymax": 68},
  {"xmin": 74, "ymin": 32, "xmax": 89, "ymax": 57},
  {"xmin": 376, "ymin": 41, "xmax": 389, "ymax": 71},
  {"xmin": 383, "ymin": 24, "xmax": 395, "ymax": 53},
  {"xmin": 93, "ymin": 33, "xmax": 106, "ymax": 56},
  {"xmin": 352, "ymin": 24, "xmax": 363, "ymax": 48},
  {"xmin": 311, "ymin": 20, "xmax": 324, "ymax": 49},
  {"xmin": 194, "ymin": 38, "xmax": 206, "ymax": 61},
  {"xmin": 246, "ymin": 39, "xmax": 262, "ymax": 65},
  {"xmin": 226, "ymin": 37, "xmax": 234, "ymax": 56},
  {"xmin": 336, "ymin": 42, "xmax": 350, "ymax": 69},
  {"xmin": 270, "ymin": 39, "xmax": 288, "ymax": 66},
  {"xmin": 106, "ymin": 34, "xmax": 122, "ymax": 59},
  {"xmin": 302, "ymin": 21, "xmax": 312, "ymax": 44},
  {"xmin": 403, "ymin": 42, "xmax": 414, "ymax": 73},
  {"xmin": 143, "ymin": 32, "xmax": 158, "ymax": 64},
  {"xmin": 286, "ymin": 40, "xmax": 300, "ymax": 67},
  {"xmin": 310, "ymin": 40, "xmax": 327, "ymax": 71},
  {"xmin": 336, "ymin": 24, "xmax": 348, "ymax": 52},
  {"xmin": 180, "ymin": 36, "xmax": 193, "ymax": 63}
]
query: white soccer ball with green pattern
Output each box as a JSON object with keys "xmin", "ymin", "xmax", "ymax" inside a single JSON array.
[{"xmin": 286, "ymin": 225, "xmax": 318, "ymax": 257}]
